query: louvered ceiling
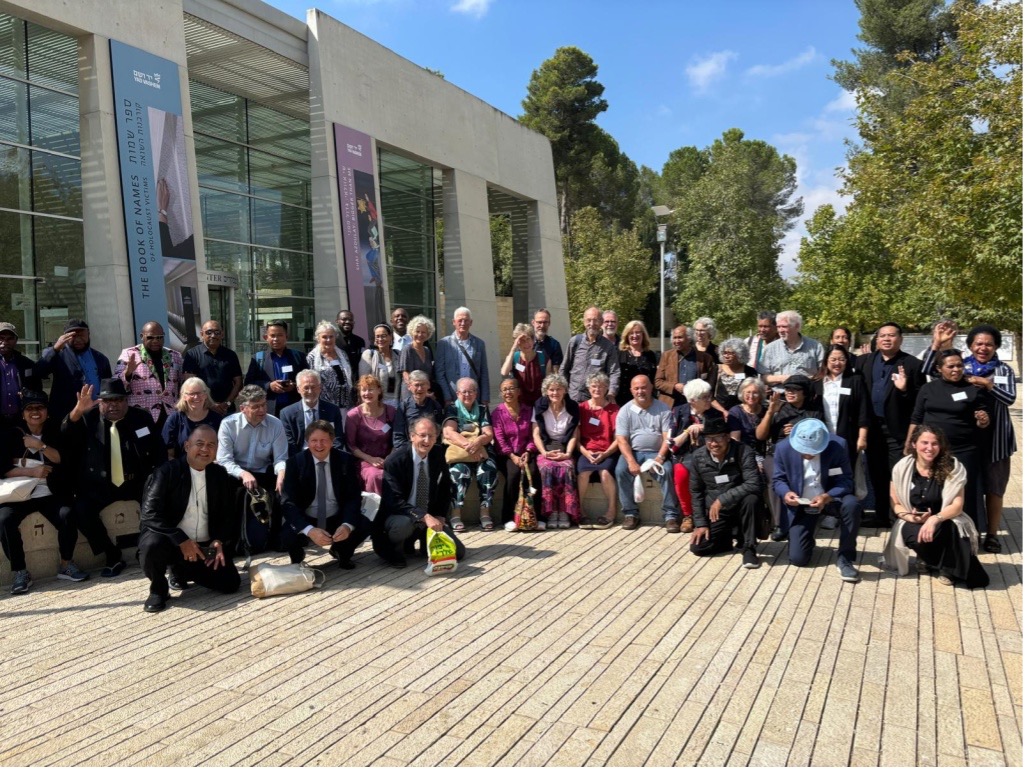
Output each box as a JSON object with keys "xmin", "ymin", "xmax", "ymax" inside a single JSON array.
[{"xmin": 183, "ymin": 13, "xmax": 309, "ymax": 121}]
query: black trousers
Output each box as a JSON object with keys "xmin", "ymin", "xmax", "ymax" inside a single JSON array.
[
  {"xmin": 689, "ymin": 493, "xmax": 761, "ymax": 556},
  {"xmin": 280, "ymin": 511, "xmax": 371, "ymax": 564},
  {"xmin": 139, "ymin": 528, "xmax": 241, "ymax": 598},
  {"xmin": 374, "ymin": 514, "xmax": 467, "ymax": 562},
  {"xmin": 0, "ymin": 497, "xmax": 77, "ymax": 571},
  {"xmin": 231, "ymin": 470, "xmax": 283, "ymax": 552},
  {"xmin": 866, "ymin": 420, "xmax": 905, "ymax": 521},
  {"xmin": 75, "ymin": 483, "xmax": 142, "ymax": 565}
]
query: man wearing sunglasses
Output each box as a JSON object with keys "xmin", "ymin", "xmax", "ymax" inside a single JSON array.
[
  {"xmin": 114, "ymin": 321, "xmax": 184, "ymax": 431},
  {"xmin": 183, "ymin": 320, "xmax": 242, "ymax": 415}
]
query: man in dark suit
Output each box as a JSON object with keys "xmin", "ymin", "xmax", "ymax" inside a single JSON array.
[
  {"xmin": 62, "ymin": 378, "xmax": 164, "ymax": 576},
  {"xmin": 336, "ymin": 310, "xmax": 366, "ymax": 378},
  {"xmin": 138, "ymin": 424, "xmax": 241, "ymax": 612},
  {"xmin": 278, "ymin": 370, "xmax": 346, "ymax": 456},
  {"xmin": 34, "ymin": 318, "xmax": 112, "ymax": 423},
  {"xmin": 773, "ymin": 418, "xmax": 862, "ymax": 582},
  {"xmin": 0, "ymin": 322, "xmax": 42, "ymax": 427},
  {"xmin": 854, "ymin": 322, "xmax": 923, "ymax": 525},
  {"xmin": 375, "ymin": 417, "xmax": 466, "ymax": 567},
  {"xmin": 243, "ymin": 319, "xmax": 308, "ymax": 416},
  {"xmin": 280, "ymin": 420, "xmax": 368, "ymax": 568}
]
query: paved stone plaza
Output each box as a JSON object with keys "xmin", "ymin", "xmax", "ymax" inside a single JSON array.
[{"xmin": 0, "ymin": 439, "xmax": 1020, "ymax": 767}]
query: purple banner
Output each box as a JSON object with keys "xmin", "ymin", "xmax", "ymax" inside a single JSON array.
[{"xmin": 334, "ymin": 124, "xmax": 386, "ymax": 340}]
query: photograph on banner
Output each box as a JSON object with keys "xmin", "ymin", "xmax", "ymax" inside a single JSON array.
[
  {"xmin": 150, "ymin": 108, "xmax": 195, "ymax": 261},
  {"xmin": 164, "ymin": 258, "xmax": 201, "ymax": 349},
  {"xmin": 355, "ymin": 174, "xmax": 386, "ymax": 330}
]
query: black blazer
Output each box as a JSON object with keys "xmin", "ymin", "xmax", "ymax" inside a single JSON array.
[
  {"xmin": 280, "ymin": 447, "xmax": 362, "ymax": 534},
  {"xmin": 854, "ymin": 350, "xmax": 923, "ymax": 437},
  {"xmin": 278, "ymin": 398, "xmax": 346, "ymax": 456},
  {"xmin": 378, "ymin": 444, "xmax": 451, "ymax": 530},
  {"xmin": 61, "ymin": 405, "xmax": 163, "ymax": 501},
  {"xmin": 811, "ymin": 374, "xmax": 870, "ymax": 462},
  {"xmin": 140, "ymin": 457, "xmax": 238, "ymax": 555},
  {"xmin": 243, "ymin": 348, "xmax": 308, "ymax": 415},
  {"xmin": 34, "ymin": 344, "xmax": 112, "ymax": 421}
]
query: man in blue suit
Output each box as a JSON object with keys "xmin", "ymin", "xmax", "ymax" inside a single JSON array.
[
  {"xmin": 433, "ymin": 306, "xmax": 489, "ymax": 407},
  {"xmin": 34, "ymin": 319, "xmax": 112, "ymax": 423},
  {"xmin": 280, "ymin": 420, "xmax": 368, "ymax": 568},
  {"xmin": 279, "ymin": 370, "xmax": 346, "ymax": 456},
  {"xmin": 773, "ymin": 418, "xmax": 862, "ymax": 582}
]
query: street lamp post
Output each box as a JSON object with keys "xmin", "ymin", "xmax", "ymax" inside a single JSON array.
[{"xmin": 651, "ymin": 205, "xmax": 674, "ymax": 353}]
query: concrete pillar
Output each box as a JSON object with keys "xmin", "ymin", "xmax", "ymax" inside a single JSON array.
[
  {"xmin": 79, "ymin": 34, "xmax": 135, "ymax": 356},
  {"xmin": 526, "ymin": 200, "xmax": 570, "ymax": 344},
  {"xmin": 442, "ymin": 168, "xmax": 498, "ymax": 401}
]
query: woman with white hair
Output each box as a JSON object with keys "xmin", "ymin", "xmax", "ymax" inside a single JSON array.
[
  {"xmin": 161, "ymin": 377, "xmax": 223, "ymax": 459},
  {"xmin": 531, "ymin": 373, "xmax": 581, "ymax": 528},
  {"xmin": 398, "ymin": 314, "xmax": 436, "ymax": 402},
  {"xmin": 713, "ymin": 337, "xmax": 758, "ymax": 415},
  {"xmin": 500, "ymin": 322, "xmax": 550, "ymax": 407},
  {"xmin": 307, "ymin": 319, "xmax": 353, "ymax": 409},
  {"xmin": 664, "ymin": 378, "xmax": 716, "ymax": 533},
  {"xmin": 693, "ymin": 317, "xmax": 719, "ymax": 364}
]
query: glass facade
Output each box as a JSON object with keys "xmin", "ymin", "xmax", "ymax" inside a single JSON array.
[
  {"xmin": 378, "ymin": 149, "xmax": 440, "ymax": 326},
  {"xmin": 190, "ymin": 80, "xmax": 313, "ymax": 358},
  {"xmin": 0, "ymin": 15, "xmax": 83, "ymax": 354}
]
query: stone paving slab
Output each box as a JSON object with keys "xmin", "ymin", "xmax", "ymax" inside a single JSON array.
[{"xmin": 0, "ymin": 426, "xmax": 1021, "ymax": 767}]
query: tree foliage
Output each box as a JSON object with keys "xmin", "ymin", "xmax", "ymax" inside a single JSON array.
[
  {"xmin": 668, "ymin": 129, "xmax": 800, "ymax": 334},
  {"xmin": 563, "ymin": 207, "xmax": 656, "ymax": 333},
  {"xmin": 842, "ymin": 0, "xmax": 1022, "ymax": 330},
  {"xmin": 490, "ymin": 214, "xmax": 513, "ymax": 297}
]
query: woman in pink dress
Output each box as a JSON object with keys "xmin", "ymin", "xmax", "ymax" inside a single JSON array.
[{"xmin": 345, "ymin": 374, "xmax": 396, "ymax": 494}]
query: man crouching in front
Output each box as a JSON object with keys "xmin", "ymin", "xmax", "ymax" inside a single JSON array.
[{"xmin": 139, "ymin": 425, "xmax": 241, "ymax": 612}]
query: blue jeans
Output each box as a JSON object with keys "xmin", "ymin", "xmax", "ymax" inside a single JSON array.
[
  {"xmin": 786, "ymin": 494, "xmax": 862, "ymax": 566},
  {"xmin": 615, "ymin": 451, "xmax": 679, "ymax": 520}
]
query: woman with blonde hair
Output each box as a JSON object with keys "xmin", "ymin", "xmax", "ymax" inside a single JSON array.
[
  {"xmin": 345, "ymin": 374, "xmax": 396, "ymax": 494},
  {"xmin": 161, "ymin": 377, "xmax": 222, "ymax": 459},
  {"xmin": 617, "ymin": 320, "xmax": 660, "ymax": 407},
  {"xmin": 500, "ymin": 322, "xmax": 550, "ymax": 407}
]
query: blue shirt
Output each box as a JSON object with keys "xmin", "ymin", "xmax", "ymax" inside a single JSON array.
[{"xmin": 77, "ymin": 348, "xmax": 101, "ymax": 393}]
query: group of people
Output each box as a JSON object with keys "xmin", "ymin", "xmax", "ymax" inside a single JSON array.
[{"xmin": 0, "ymin": 304, "xmax": 1012, "ymax": 610}]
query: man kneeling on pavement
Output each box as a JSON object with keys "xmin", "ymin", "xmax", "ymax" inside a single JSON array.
[
  {"xmin": 139, "ymin": 425, "xmax": 241, "ymax": 612},
  {"xmin": 688, "ymin": 414, "xmax": 765, "ymax": 569},
  {"xmin": 772, "ymin": 418, "xmax": 862, "ymax": 583},
  {"xmin": 374, "ymin": 417, "xmax": 466, "ymax": 568},
  {"xmin": 280, "ymin": 420, "xmax": 369, "ymax": 568}
]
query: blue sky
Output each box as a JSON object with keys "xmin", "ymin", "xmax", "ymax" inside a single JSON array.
[{"xmin": 268, "ymin": 0, "xmax": 864, "ymax": 276}]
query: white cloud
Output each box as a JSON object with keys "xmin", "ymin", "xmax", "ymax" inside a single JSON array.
[
  {"xmin": 450, "ymin": 0, "xmax": 492, "ymax": 18},
  {"xmin": 746, "ymin": 46, "xmax": 817, "ymax": 78},
  {"xmin": 824, "ymin": 90, "xmax": 857, "ymax": 113},
  {"xmin": 685, "ymin": 50, "xmax": 737, "ymax": 93}
]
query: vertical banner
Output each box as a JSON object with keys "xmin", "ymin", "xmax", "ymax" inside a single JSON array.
[
  {"xmin": 110, "ymin": 40, "xmax": 200, "ymax": 352},
  {"xmin": 334, "ymin": 124, "xmax": 386, "ymax": 340}
]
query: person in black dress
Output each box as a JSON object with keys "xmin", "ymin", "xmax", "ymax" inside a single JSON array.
[{"xmin": 616, "ymin": 320, "xmax": 660, "ymax": 407}]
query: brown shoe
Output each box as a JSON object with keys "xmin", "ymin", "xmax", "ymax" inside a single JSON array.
[
  {"xmin": 665, "ymin": 518, "xmax": 681, "ymax": 533},
  {"xmin": 681, "ymin": 516, "xmax": 694, "ymax": 534},
  {"xmin": 621, "ymin": 515, "xmax": 639, "ymax": 531}
]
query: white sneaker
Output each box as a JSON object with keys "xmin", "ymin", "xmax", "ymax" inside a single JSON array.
[
  {"xmin": 557, "ymin": 512, "xmax": 571, "ymax": 529},
  {"xmin": 504, "ymin": 520, "xmax": 518, "ymax": 532}
]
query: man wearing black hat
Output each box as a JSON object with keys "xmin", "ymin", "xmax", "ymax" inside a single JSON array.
[
  {"xmin": 62, "ymin": 379, "xmax": 164, "ymax": 576},
  {"xmin": 688, "ymin": 413, "xmax": 765, "ymax": 569},
  {"xmin": 0, "ymin": 322, "xmax": 41, "ymax": 428},
  {"xmin": 34, "ymin": 319, "xmax": 112, "ymax": 423},
  {"xmin": 0, "ymin": 390, "xmax": 89, "ymax": 594},
  {"xmin": 756, "ymin": 374, "xmax": 824, "ymax": 541}
]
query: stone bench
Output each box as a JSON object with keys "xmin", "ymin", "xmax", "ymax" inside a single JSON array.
[{"xmin": 0, "ymin": 501, "xmax": 141, "ymax": 585}]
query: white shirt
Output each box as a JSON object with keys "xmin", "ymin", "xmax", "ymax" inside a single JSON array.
[
  {"xmin": 180, "ymin": 466, "xmax": 210, "ymax": 542},
  {"xmin": 302, "ymin": 454, "xmax": 339, "ymax": 534},
  {"xmin": 800, "ymin": 456, "xmax": 824, "ymax": 501},
  {"xmin": 821, "ymin": 377, "xmax": 842, "ymax": 434}
]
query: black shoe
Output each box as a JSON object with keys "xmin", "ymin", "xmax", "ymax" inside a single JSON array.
[
  {"xmin": 381, "ymin": 552, "xmax": 406, "ymax": 569},
  {"xmin": 402, "ymin": 539, "xmax": 419, "ymax": 556},
  {"xmin": 338, "ymin": 559, "xmax": 356, "ymax": 570},
  {"xmin": 741, "ymin": 549, "xmax": 761, "ymax": 569},
  {"xmin": 143, "ymin": 592, "xmax": 168, "ymax": 613},
  {"xmin": 101, "ymin": 560, "xmax": 127, "ymax": 578},
  {"xmin": 769, "ymin": 527, "xmax": 787, "ymax": 542}
]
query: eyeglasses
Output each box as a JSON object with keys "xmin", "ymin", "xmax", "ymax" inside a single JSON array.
[
  {"xmin": 202, "ymin": 330, "xmax": 222, "ymax": 336},
  {"xmin": 143, "ymin": 335, "xmax": 164, "ymax": 341}
]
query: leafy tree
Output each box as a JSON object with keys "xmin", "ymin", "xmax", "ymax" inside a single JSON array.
[
  {"xmin": 519, "ymin": 47, "xmax": 608, "ymax": 235},
  {"xmin": 490, "ymin": 214, "xmax": 513, "ymax": 296},
  {"xmin": 563, "ymin": 207, "xmax": 656, "ymax": 333},
  {"xmin": 843, "ymin": 0, "xmax": 1022, "ymax": 330},
  {"xmin": 669, "ymin": 129, "xmax": 800, "ymax": 334}
]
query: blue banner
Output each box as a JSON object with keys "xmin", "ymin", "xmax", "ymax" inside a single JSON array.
[{"xmin": 110, "ymin": 40, "xmax": 200, "ymax": 350}]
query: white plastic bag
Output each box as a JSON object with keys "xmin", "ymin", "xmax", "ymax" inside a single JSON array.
[
  {"xmin": 361, "ymin": 491, "xmax": 381, "ymax": 521},
  {"xmin": 250, "ymin": 563, "xmax": 325, "ymax": 598},
  {"xmin": 633, "ymin": 474, "xmax": 645, "ymax": 503}
]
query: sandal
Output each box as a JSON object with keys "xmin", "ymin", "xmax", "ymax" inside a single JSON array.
[
  {"xmin": 451, "ymin": 517, "xmax": 465, "ymax": 533},
  {"xmin": 594, "ymin": 516, "xmax": 614, "ymax": 529},
  {"xmin": 983, "ymin": 534, "xmax": 1001, "ymax": 553},
  {"xmin": 480, "ymin": 515, "xmax": 494, "ymax": 531}
]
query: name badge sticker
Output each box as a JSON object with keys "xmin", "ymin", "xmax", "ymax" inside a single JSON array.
[
  {"xmin": 589, "ymin": 417, "xmax": 601, "ymax": 426},
  {"xmin": 515, "ymin": 363, "xmax": 526, "ymax": 373},
  {"xmin": 734, "ymin": 373, "xmax": 745, "ymax": 381},
  {"xmin": 994, "ymin": 375, "xmax": 1009, "ymax": 385},
  {"xmin": 714, "ymin": 474, "xmax": 730, "ymax": 484},
  {"xmin": 951, "ymin": 391, "xmax": 967, "ymax": 402},
  {"xmin": 828, "ymin": 467, "xmax": 843, "ymax": 476},
  {"xmin": 136, "ymin": 427, "xmax": 150, "ymax": 437},
  {"xmin": 839, "ymin": 387, "xmax": 851, "ymax": 395},
  {"xmin": 590, "ymin": 358, "xmax": 603, "ymax": 366},
  {"xmin": 380, "ymin": 423, "xmax": 391, "ymax": 433},
  {"xmin": 24, "ymin": 368, "xmax": 31, "ymax": 377},
  {"xmin": 282, "ymin": 365, "xmax": 294, "ymax": 374}
]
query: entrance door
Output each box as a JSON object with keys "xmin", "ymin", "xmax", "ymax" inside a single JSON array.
[{"xmin": 208, "ymin": 286, "xmax": 233, "ymax": 348}]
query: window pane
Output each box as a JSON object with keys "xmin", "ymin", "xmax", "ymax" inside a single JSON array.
[
  {"xmin": 29, "ymin": 84, "xmax": 79, "ymax": 155},
  {"xmin": 194, "ymin": 132, "xmax": 246, "ymax": 194},
  {"xmin": 246, "ymin": 103, "xmax": 308, "ymax": 163},
  {"xmin": 383, "ymin": 226, "xmax": 433, "ymax": 272},
  {"xmin": 0, "ymin": 15, "xmax": 26, "ymax": 84},
  {"xmin": 387, "ymin": 265, "xmax": 436, "ymax": 311},
  {"xmin": 200, "ymin": 188, "xmax": 249, "ymax": 243},
  {"xmin": 32, "ymin": 148, "xmax": 81, "ymax": 217},
  {"xmin": 251, "ymin": 196, "xmax": 309, "ymax": 251},
  {"xmin": 0, "ymin": 77, "xmax": 28, "ymax": 145},
  {"xmin": 380, "ymin": 185, "xmax": 433, "ymax": 234},
  {"xmin": 190, "ymin": 81, "xmax": 246, "ymax": 144},
  {"xmin": 25, "ymin": 22, "xmax": 77, "ymax": 94},
  {"xmin": 0, "ymin": 143, "xmax": 30, "ymax": 211},
  {"xmin": 249, "ymin": 148, "xmax": 309, "ymax": 207}
]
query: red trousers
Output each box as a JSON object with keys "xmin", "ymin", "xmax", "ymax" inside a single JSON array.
[{"xmin": 673, "ymin": 463, "xmax": 694, "ymax": 517}]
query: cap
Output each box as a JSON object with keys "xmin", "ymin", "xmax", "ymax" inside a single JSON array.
[
  {"xmin": 20, "ymin": 390, "xmax": 48, "ymax": 409},
  {"xmin": 782, "ymin": 374, "xmax": 811, "ymax": 394},
  {"xmin": 98, "ymin": 378, "xmax": 128, "ymax": 399},
  {"xmin": 64, "ymin": 319, "xmax": 89, "ymax": 333},
  {"xmin": 0, "ymin": 322, "xmax": 17, "ymax": 337},
  {"xmin": 789, "ymin": 418, "xmax": 830, "ymax": 455}
]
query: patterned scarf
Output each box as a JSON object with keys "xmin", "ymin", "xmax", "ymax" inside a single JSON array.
[{"xmin": 963, "ymin": 352, "xmax": 999, "ymax": 378}]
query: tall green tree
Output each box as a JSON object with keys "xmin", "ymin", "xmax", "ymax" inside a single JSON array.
[
  {"xmin": 519, "ymin": 47, "xmax": 608, "ymax": 236},
  {"xmin": 669, "ymin": 129, "xmax": 800, "ymax": 334},
  {"xmin": 563, "ymin": 207, "xmax": 656, "ymax": 332},
  {"xmin": 843, "ymin": 0, "xmax": 1022, "ymax": 330}
]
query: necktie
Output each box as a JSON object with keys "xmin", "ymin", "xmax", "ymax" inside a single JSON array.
[
  {"xmin": 306, "ymin": 408, "xmax": 315, "ymax": 428},
  {"xmin": 416, "ymin": 459, "xmax": 429, "ymax": 511},
  {"xmin": 316, "ymin": 461, "xmax": 327, "ymax": 530},
  {"xmin": 110, "ymin": 420, "xmax": 124, "ymax": 487}
]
